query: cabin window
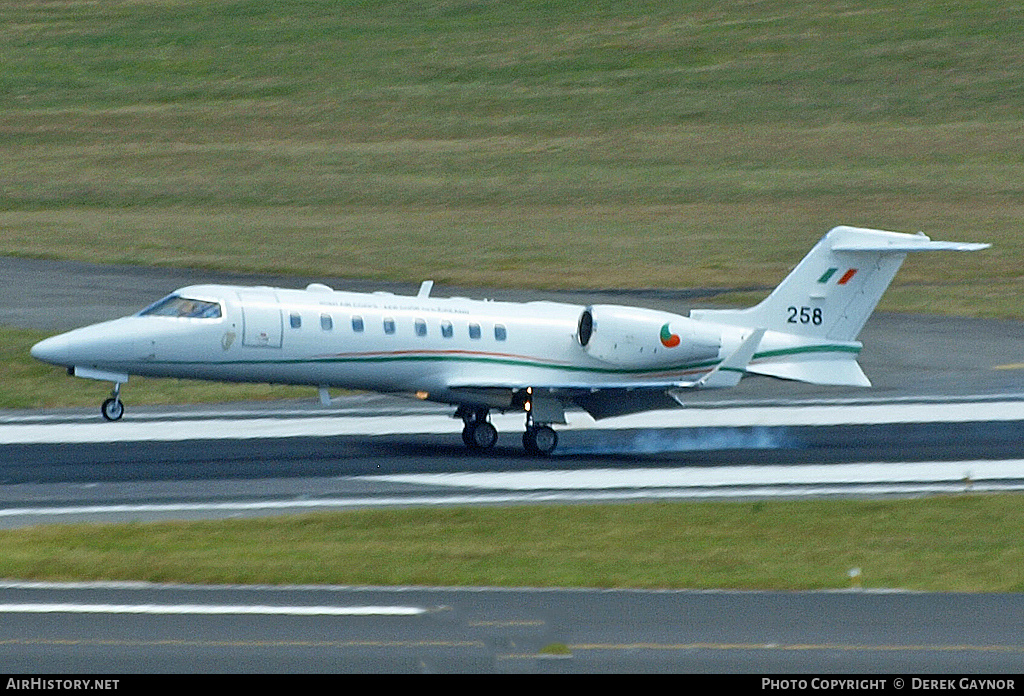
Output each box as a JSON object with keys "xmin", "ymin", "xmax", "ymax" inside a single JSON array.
[
  {"xmin": 441, "ymin": 320, "xmax": 454, "ymax": 338},
  {"xmin": 415, "ymin": 319, "xmax": 427, "ymax": 337},
  {"xmin": 139, "ymin": 295, "xmax": 222, "ymax": 319},
  {"xmin": 351, "ymin": 316, "xmax": 364, "ymax": 332},
  {"xmin": 383, "ymin": 317, "xmax": 396, "ymax": 335},
  {"xmin": 320, "ymin": 313, "xmax": 333, "ymax": 331},
  {"xmin": 290, "ymin": 313, "xmax": 302, "ymax": 329},
  {"xmin": 469, "ymin": 323, "xmax": 481, "ymax": 340},
  {"xmin": 494, "ymin": 324, "xmax": 507, "ymax": 341}
]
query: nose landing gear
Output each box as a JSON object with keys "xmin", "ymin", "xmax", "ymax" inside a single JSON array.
[{"xmin": 100, "ymin": 382, "xmax": 125, "ymax": 421}]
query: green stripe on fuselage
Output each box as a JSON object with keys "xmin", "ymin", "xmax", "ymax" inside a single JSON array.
[{"xmin": 135, "ymin": 343, "xmax": 860, "ymax": 378}]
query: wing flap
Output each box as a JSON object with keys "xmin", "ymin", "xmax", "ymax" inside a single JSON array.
[{"xmin": 445, "ymin": 329, "xmax": 766, "ymax": 420}]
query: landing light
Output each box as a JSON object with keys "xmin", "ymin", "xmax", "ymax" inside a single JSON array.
[{"xmin": 415, "ymin": 391, "xmax": 430, "ymax": 400}]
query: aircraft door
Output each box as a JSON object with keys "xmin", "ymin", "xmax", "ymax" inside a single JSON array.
[{"xmin": 237, "ymin": 290, "xmax": 283, "ymax": 348}]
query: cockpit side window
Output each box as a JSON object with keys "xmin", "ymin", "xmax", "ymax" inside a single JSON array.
[{"xmin": 139, "ymin": 295, "xmax": 222, "ymax": 319}]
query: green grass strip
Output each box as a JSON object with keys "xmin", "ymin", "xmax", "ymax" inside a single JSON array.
[{"xmin": 2, "ymin": 495, "xmax": 1023, "ymax": 592}]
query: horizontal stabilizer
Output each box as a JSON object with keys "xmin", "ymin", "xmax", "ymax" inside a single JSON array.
[
  {"xmin": 831, "ymin": 239, "xmax": 990, "ymax": 253},
  {"xmin": 748, "ymin": 357, "xmax": 871, "ymax": 387}
]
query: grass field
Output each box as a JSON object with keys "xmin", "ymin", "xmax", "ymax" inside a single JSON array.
[
  {"xmin": 1, "ymin": 0, "xmax": 1020, "ymax": 314},
  {"xmin": 2, "ymin": 494, "xmax": 1024, "ymax": 592}
]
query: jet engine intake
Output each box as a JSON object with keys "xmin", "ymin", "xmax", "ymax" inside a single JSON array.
[{"xmin": 577, "ymin": 305, "xmax": 722, "ymax": 369}]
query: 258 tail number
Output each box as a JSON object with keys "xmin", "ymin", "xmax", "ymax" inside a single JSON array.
[{"xmin": 788, "ymin": 306, "xmax": 823, "ymax": 325}]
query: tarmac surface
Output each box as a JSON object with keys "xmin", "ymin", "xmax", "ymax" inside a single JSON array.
[{"xmin": 1, "ymin": 582, "xmax": 1023, "ymax": 674}]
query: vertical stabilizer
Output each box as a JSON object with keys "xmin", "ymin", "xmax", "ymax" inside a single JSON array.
[{"xmin": 689, "ymin": 226, "xmax": 989, "ymax": 342}]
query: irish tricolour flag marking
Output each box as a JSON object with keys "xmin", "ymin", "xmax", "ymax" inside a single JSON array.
[{"xmin": 818, "ymin": 268, "xmax": 858, "ymax": 285}]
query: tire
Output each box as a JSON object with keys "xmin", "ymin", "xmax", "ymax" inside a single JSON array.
[
  {"xmin": 524, "ymin": 425, "xmax": 558, "ymax": 456},
  {"xmin": 465, "ymin": 421, "xmax": 498, "ymax": 450},
  {"xmin": 101, "ymin": 397, "xmax": 124, "ymax": 421}
]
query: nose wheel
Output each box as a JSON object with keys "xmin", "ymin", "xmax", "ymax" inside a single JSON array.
[{"xmin": 100, "ymin": 383, "xmax": 125, "ymax": 421}]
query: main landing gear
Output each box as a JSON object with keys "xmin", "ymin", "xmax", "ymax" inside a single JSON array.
[
  {"xmin": 460, "ymin": 407, "xmax": 498, "ymax": 450},
  {"xmin": 100, "ymin": 382, "xmax": 125, "ymax": 421},
  {"xmin": 523, "ymin": 421, "xmax": 558, "ymax": 456},
  {"xmin": 456, "ymin": 406, "xmax": 559, "ymax": 456}
]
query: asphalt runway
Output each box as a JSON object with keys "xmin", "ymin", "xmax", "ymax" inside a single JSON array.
[
  {"xmin": 3, "ymin": 256, "xmax": 1024, "ymax": 674},
  {"xmin": 1, "ymin": 582, "xmax": 1023, "ymax": 674},
  {"xmin": 3, "ymin": 400, "xmax": 1024, "ymax": 529}
]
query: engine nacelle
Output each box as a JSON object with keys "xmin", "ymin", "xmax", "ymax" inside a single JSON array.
[{"xmin": 577, "ymin": 304, "xmax": 722, "ymax": 369}]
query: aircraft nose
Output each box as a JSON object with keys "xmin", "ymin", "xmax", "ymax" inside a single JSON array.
[{"xmin": 30, "ymin": 333, "xmax": 71, "ymax": 366}]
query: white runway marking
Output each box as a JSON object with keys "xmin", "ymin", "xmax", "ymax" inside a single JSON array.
[
  {"xmin": 0, "ymin": 603, "xmax": 426, "ymax": 616},
  {"xmin": 363, "ymin": 460, "xmax": 1024, "ymax": 491},
  {"xmin": 3, "ymin": 399, "xmax": 1024, "ymax": 444}
]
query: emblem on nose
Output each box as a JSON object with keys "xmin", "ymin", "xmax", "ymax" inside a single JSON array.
[{"xmin": 221, "ymin": 331, "xmax": 236, "ymax": 351}]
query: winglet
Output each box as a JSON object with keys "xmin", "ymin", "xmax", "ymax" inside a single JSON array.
[{"xmin": 673, "ymin": 328, "xmax": 765, "ymax": 393}]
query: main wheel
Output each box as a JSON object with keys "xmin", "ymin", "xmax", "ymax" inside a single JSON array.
[
  {"xmin": 524, "ymin": 425, "xmax": 558, "ymax": 456},
  {"xmin": 101, "ymin": 397, "xmax": 124, "ymax": 421},
  {"xmin": 463, "ymin": 421, "xmax": 498, "ymax": 450}
]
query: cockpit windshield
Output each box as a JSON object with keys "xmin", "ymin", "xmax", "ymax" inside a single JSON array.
[{"xmin": 139, "ymin": 295, "xmax": 222, "ymax": 319}]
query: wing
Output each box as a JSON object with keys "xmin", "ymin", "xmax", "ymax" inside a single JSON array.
[{"xmin": 447, "ymin": 329, "xmax": 765, "ymax": 421}]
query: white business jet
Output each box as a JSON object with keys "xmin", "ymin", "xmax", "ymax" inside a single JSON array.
[{"xmin": 31, "ymin": 226, "xmax": 988, "ymax": 455}]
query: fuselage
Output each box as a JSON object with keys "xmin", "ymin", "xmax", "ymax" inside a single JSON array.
[{"xmin": 33, "ymin": 283, "xmax": 778, "ymax": 407}]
